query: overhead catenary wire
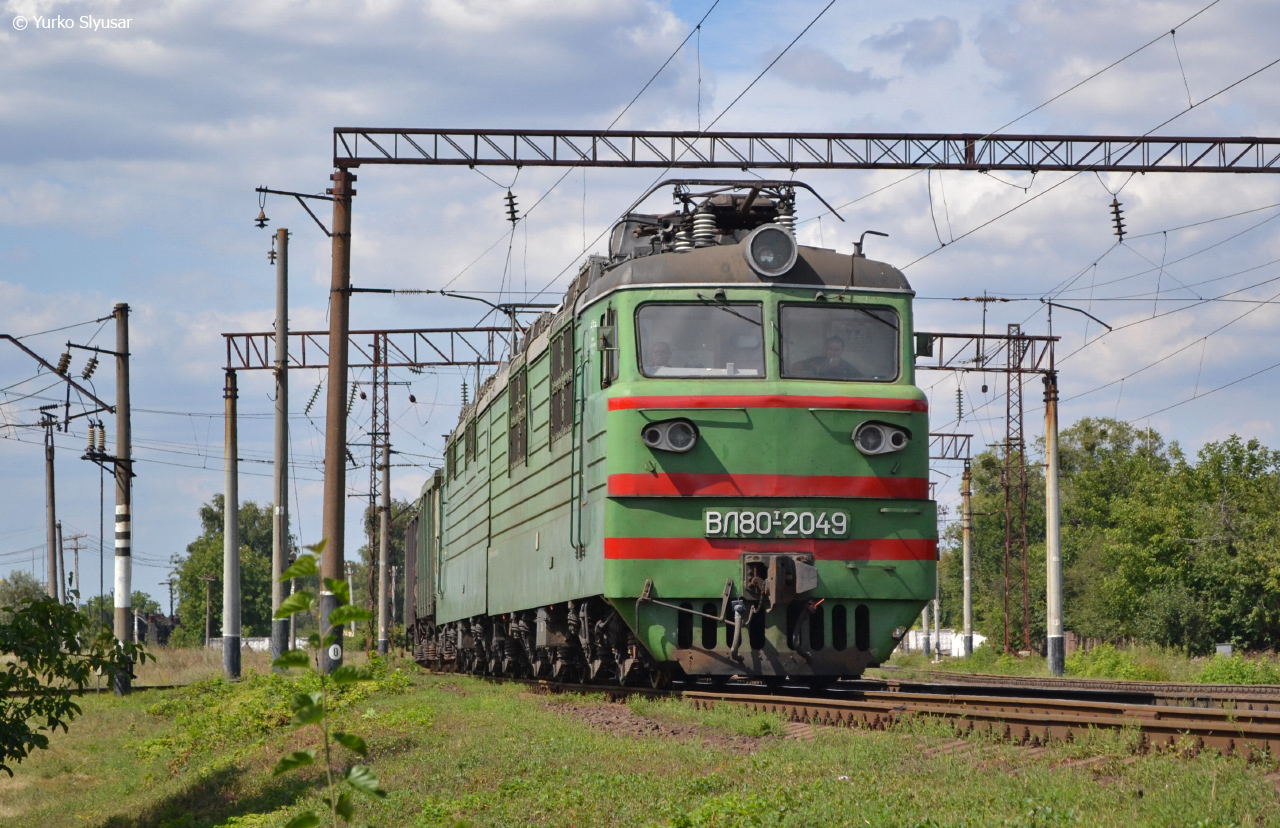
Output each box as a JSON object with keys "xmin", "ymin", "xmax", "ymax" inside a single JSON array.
[
  {"xmin": 800, "ymin": 0, "xmax": 1228, "ymax": 227},
  {"xmin": 527, "ymin": 0, "xmax": 841, "ymax": 303},
  {"xmin": 439, "ymin": 0, "xmax": 723, "ymax": 292}
]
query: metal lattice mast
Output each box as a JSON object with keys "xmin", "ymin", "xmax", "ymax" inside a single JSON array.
[
  {"xmin": 366, "ymin": 333, "xmax": 389, "ymax": 642},
  {"xmin": 377, "ymin": 336, "xmax": 392, "ymax": 655},
  {"xmin": 1001, "ymin": 324, "xmax": 1031, "ymax": 653}
]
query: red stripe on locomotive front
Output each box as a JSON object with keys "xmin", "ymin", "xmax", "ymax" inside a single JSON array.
[
  {"xmin": 607, "ymin": 395, "xmax": 928, "ymax": 412},
  {"xmin": 608, "ymin": 473, "xmax": 928, "ymax": 499},
  {"xmin": 604, "ymin": 537, "xmax": 937, "ymax": 561}
]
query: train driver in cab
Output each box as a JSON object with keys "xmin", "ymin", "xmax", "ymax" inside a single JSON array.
[{"xmin": 793, "ymin": 335, "xmax": 860, "ymax": 379}]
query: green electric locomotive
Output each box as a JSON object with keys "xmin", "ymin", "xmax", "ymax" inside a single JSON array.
[{"xmin": 403, "ymin": 180, "xmax": 935, "ymax": 686}]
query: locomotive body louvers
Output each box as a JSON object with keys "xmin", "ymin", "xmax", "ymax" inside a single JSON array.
[{"xmin": 405, "ymin": 190, "xmax": 935, "ymax": 685}]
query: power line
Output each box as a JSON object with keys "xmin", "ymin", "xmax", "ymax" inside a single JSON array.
[
  {"xmin": 802, "ymin": 0, "xmax": 1227, "ymax": 226},
  {"xmin": 528, "ymin": 0, "xmax": 840, "ymax": 302},
  {"xmin": 439, "ymin": 0, "xmax": 723, "ymax": 292},
  {"xmin": 902, "ymin": 172, "xmax": 1085, "ymax": 269},
  {"xmin": 1130, "ymin": 358, "xmax": 1280, "ymax": 421}
]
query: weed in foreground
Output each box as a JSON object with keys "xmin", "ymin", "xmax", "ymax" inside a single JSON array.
[{"xmin": 266, "ymin": 539, "xmax": 387, "ymax": 828}]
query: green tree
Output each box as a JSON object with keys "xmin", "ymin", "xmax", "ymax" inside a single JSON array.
[
  {"xmin": 1, "ymin": 592, "xmax": 147, "ymax": 775},
  {"xmin": 170, "ymin": 495, "xmax": 286, "ymax": 647},
  {"xmin": 80, "ymin": 591, "xmax": 162, "ymax": 626},
  {"xmin": 348, "ymin": 499, "xmax": 414, "ymax": 648},
  {"xmin": 940, "ymin": 418, "xmax": 1280, "ymax": 656},
  {"xmin": 0, "ymin": 570, "xmax": 45, "ymax": 622}
]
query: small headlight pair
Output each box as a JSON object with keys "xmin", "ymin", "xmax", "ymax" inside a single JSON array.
[
  {"xmin": 642, "ymin": 419, "xmax": 698, "ymax": 453},
  {"xmin": 854, "ymin": 422, "xmax": 909, "ymax": 455}
]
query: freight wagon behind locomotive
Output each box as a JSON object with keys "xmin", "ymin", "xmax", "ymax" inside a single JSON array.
[{"xmin": 403, "ymin": 181, "xmax": 935, "ymax": 687}]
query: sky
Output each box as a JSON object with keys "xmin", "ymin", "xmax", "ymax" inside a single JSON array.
[{"xmin": 1, "ymin": 0, "xmax": 1278, "ymax": 610}]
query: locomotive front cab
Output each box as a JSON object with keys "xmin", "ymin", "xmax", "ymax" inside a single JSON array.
[{"xmin": 589, "ymin": 183, "xmax": 936, "ymax": 680}]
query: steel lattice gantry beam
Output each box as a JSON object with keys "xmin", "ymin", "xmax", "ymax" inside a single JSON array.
[
  {"xmin": 914, "ymin": 331, "xmax": 1057, "ymax": 375},
  {"xmin": 223, "ymin": 327, "xmax": 510, "ymax": 371},
  {"xmin": 333, "ymin": 129, "xmax": 1280, "ymax": 173}
]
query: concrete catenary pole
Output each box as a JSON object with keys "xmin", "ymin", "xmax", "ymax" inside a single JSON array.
[
  {"xmin": 921, "ymin": 601, "xmax": 931, "ymax": 658},
  {"xmin": 223, "ymin": 369, "xmax": 241, "ymax": 678},
  {"xmin": 933, "ymin": 578, "xmax": 941, "ymax": 661},
  {"xmin": 56, "ymin": 521, "xmax": 65, "ymax": 603},
  {"xmin": 201, "ymin": 574, "xmax": 216, "ymax": 648},
  {"xmin": 377, "ymin": 441, "xmax": 390, "ymax": 654},
  {"xmin": 113, "ymin": 303, "xmax": 132, "ymax": 696},
  {"xmin": 961, "ymin": 461, "xmax": 974, "ymax": 657},
  {"xmin": 321, "ymin": 170, "xmax": 355, "ymax": 674},
  {"xmin": 345, "ymin": 561, "xmax": 356, "ymax": 636},
  {"xmin": 73, "ymin": 538, "xmax": 80, "ymax": 610},
  {"xmin": 271, "ymin": 226, "xmax": 290, "ymax": 664},
  {"xmin": 390, "ymin": 564, "xmax": 397, "ymax": 649},
  {"xmin": 45, "ymin": 421, "xmax": 57, "ymax": 599},
  {"xmin": 1044, "ymin": 372, "xmax": 1064, "ymax": 676}
]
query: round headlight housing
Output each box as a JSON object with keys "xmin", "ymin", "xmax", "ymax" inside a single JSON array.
[
  {"xmin": 854, "ymin": 422, "xmax": 910, "ymax": 455},
  {"xmin": 667, "ymin": 421, "xmax": 697, "ymax": 451},
  {"xmin": 640, "ymin": 419, "xmax": 699, "ymax": 453},
  {"xmin": 855, "ymin": 423, "xmax": 886, "ymax": 454},
  {"xmin": 742, "ymin": 224, "xmax": 798, "ymax": 278}
]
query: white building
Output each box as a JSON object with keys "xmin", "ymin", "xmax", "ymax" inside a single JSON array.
[{"xmin": 898, "ymin": 628, "xmax": 988, "ymax": 658}]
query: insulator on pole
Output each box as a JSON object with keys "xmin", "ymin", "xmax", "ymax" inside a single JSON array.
[
  {"xmin": 305, "ymin": 381, "xmax": 323, "ymax": 416},
  {"xmin": 55, "ymin": 352, "xmax": 72, "ymax": 376},
  {"xmin": 505, "ymin": 191, "xmax": 519, "ymax": 225},
  {"xmin": 461, "ymin": 381, "xmax": 468, "ymax": 407},
  {"xmin": 956, "ymin": 387, "xmax": 964, "ymax": 423},
  {"xmin": 97, "ymin": 420, "xmax": 106, "ymax": 452},
  {"xmin": 81, "ymin": 356, "xmax": 98, "ymax": 380},
  {"xmin": 87, "ymin": 422, "xmax": 96, "ymax": 452},
  {"xmin": 347, "ymin": 385, "xmax": 359, "ymax": 415},
  {"xmin": 1110, "ymin": 198, "xmax": 1126, "ymax": 241}
]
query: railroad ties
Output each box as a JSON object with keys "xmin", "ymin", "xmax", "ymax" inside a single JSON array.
[{"xmin": 682, "ymin": 688, "xmax": 1280, "ymax": 759}]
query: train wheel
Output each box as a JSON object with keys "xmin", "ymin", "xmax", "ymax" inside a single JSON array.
[{"xmin": 648, "ymin": 666, "xmax": 672, "ymax": 690}]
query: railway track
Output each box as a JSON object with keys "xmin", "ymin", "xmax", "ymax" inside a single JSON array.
[
  {"xmin": 684, "ymin": 684, "xmax": 1280, "ymax": 759},
  {"xmin": 871, "ymin": 666, "xmax": 1280, "ymax": 709},
  {"xmin": 443, "ymin": 671, "xmax": 1280, "ymax": 759},
  {"xmin": 65, "ymin": 666, "xmax": 1272, "ymax": 759}
]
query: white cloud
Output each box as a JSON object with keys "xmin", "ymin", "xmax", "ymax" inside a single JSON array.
[
  {"xmin": 771, "ymin": 45, "xmax": 888, "ymax": 97},
  {"xmin": 866, "ymin": 16, "xmax": 962, "ymax": 70}
]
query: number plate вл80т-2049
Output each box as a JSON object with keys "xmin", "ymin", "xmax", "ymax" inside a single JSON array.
[{"xmin": 704, "ymin": 509, "xmax": 849, "ymax": 539}]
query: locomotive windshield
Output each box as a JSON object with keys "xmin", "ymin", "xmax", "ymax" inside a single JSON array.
[
  {"xmin": 637, "ymin": 303, "xmax": 764, "ymax": 377},
  {"xmin": 780, "ymin": 304, "xmax": 899, "ymax": 381}
]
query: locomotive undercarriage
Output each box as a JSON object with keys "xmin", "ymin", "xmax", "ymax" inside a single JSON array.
[{"xmin": 412, "ymin": 597, "xmax": 673, "ymax": 688}]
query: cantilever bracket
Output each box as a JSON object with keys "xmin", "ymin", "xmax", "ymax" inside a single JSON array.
[{"xmin": 255, "ymin": 187, "xmax": 335, "ymax": 237}]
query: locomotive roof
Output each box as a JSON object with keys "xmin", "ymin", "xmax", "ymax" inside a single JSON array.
[{"xmin": 578, "ymin": 243, "xmax": 912, "ymax": 307}]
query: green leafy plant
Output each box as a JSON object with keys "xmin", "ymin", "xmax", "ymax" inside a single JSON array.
[
  {"xmin": 0, "ymin": 591, "xmax": 149, "ymax": 775},
  {"xmin": 1195, "ymin": 653, "xmax": 1280, "ymax": 685},
  {"xmin": 271, "ymin": 540, "xmax": 384, "ymax": 827}
]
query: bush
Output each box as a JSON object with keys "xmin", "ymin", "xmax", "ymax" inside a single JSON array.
[
  {"xmin": 1195, "ymin": 654, "xmax": 1280, "ymax": 685},
  {"xmin": 1065, "ymin": 644, "xmax": 1167, "ymax": 681}
]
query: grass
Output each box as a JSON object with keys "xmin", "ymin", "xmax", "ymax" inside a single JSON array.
[
  {"xmin": 877, "ymin": 644, "xmax": 1280, "ymax": 685},
  {"xmin": 132, "ymin": 647, "xmax": 275, "ymax": 686},
  {"xmin": 3, "ymin": 652, "xmax": 1280, "ymax": 827}
]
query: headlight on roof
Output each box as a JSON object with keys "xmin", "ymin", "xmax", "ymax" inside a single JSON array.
[{"xmin": 743, "ymin": 224, "xmax": 798, "ymax": 278}]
